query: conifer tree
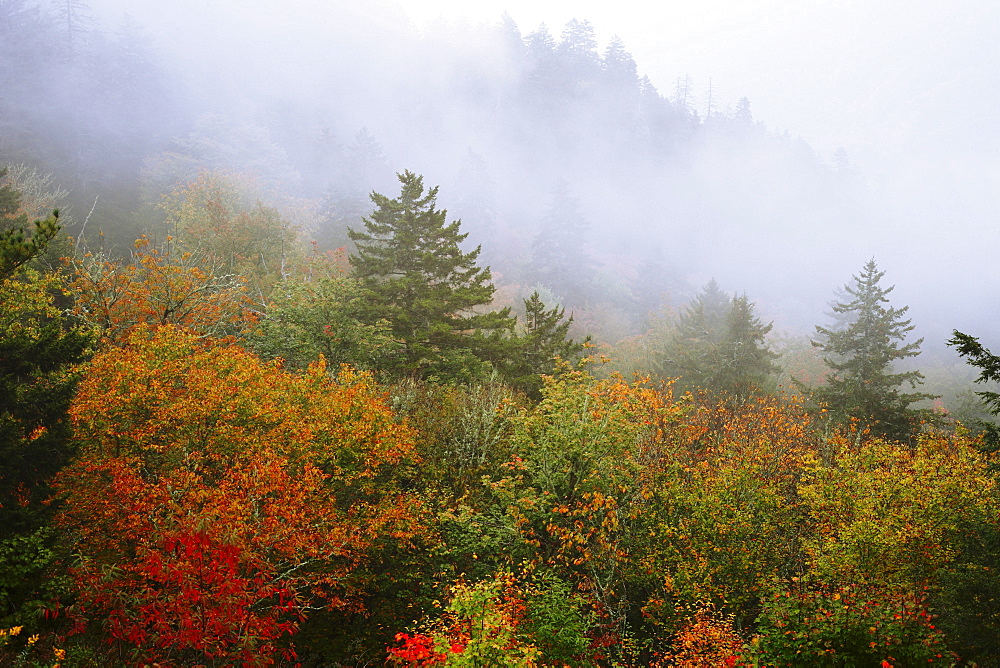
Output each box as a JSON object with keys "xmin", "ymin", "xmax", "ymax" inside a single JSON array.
[
  {"xmin": 506, "ymin": 291, "xmax": 589, "ymax": 398},
  {"xmin": 530, "ymin": 181, "xmax": 596, "ymax": 306},
  {"xmin": 660, "ymin": 279, "xmax": 730, "ymax": 389},
  {"xmin": 718, "ymin": 293, "xmax": 779, "ymax": 396},
  {"xmin": 660, "ymin": 281, "xmax": 777, "ymax": 396},
  {"xmin": 811, "ymin": 259, "xmax": 932, "ymax": 441},
  {"xmin": 0, "ymin": 169, "xmax": 61, "ymax": 279},
  {"xmin": 0, "ymin": 175, "xmax": 91, "ymax": 627},
  {"xmin": 948, "ymin": 330, "xmax": 1000, "ymax": 456},
  {"xmin": 349, "ymin": 170, "xmax": 513, "ymax": 381},
  {"xmin": 949, "ymin": 331, "xmax": 1000, "ymax": 415},
  {"xmin": 557, "ymin": 18, "xmax": 599, "ymax": 82}
]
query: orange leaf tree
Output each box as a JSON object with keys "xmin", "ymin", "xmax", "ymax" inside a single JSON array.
[
  {"xmin": 53, "ymin": 325, "xmax": 424, "ymax": 665},
  {"xmin": 481, "ymin": 368, "xmax": 688, "ymax": 661},
  {"xmin": 489, "ymin": 371, "xmax": 821, "ymax": 658},
  {"xmin": 160, "ymin": 170, "xmax": 303, "ymax": 298},
  {"xmin": 67, "ymin": 237, "xmax": 252, "ymax": 344},
  {"xmin": 654, "ymin": 606, "xmax": 747, "ymax": 667},
  {"xmin": 601, "ymin": 390, "xmax": 815, "ymax": 647}
]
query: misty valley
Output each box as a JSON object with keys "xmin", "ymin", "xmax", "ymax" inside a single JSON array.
[{"xmin": 2, "ymin": 0, "xmax": 999, "ymax": 665}]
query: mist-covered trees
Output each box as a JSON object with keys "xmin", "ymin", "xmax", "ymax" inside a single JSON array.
[
  {"xmin": 159, "ymin": 170, "xmax": 300, "ymax": 297},
  {"xmin": 450, "ymin": 150, "xmax": 502, "ymax": 267},
  {"xmin": 349, "ymin": 171, "xmax": 513, "ymax": 381},
  {"xmin": 658, "ymin": 280, "xmax": 778, "ymax": 396},
  {"xmin": 810, "ymin": 259, "xmax": 931, "ymax": 441},
  {"xmin": 316, "ymin": 128, "xmax": 394, "ymax": 253},
  {"xmin": 722, "ymin": 294, "xmax": 781, "ymax": 395},
  {"xmin": 530, "ymin": 182, "xmax": 597, "ymax": 306},
  {"xmin": 0, "ymin": 1, "xmax": 858, "ymax": 343}
]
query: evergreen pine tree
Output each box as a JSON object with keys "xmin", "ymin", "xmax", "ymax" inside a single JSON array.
[
  {"xmin": 349, "ymin": 170, "xmax": 513, "ymax": 381},
  {"xmin": 717, "ymin": 293, "xmax": 780, "ymax": 396},
  {"xmin": 949, "ymin": 331, "xmax": 1000, "ymax": 415},
  {"xmin": 495, "ymin": 12, "xmax": 524, "ymax": 64},
  {"xmin": 557, "ymin": 19, "xmax": 600, "ymax": 83},
  {"xmin": 811, "ymin": 259, "xmax": 932, "ymax": 441},
  {"xmin": 530, "ymin": 181, "xmax": 597, "ymax": 306},
  {"xmin": 948, "ymin": 330, "xmax": 1000, "ymax": 457},
  {"xmin": 659, "ymin": 281, "xmax": 777, "ymax": 396},
  {"xmin": 0, "ymin": 175, "xmax": 91, "ymax": 626},
  {"xmin": 601, "ymin": 36, "xmax": 640, "ymax": 131},
  {"xmin": 660, "ymin": 279, "xmax": 730, "ymax": 389},
  {"xmin": 523, "ymin": 25, "xmax": 566, "ymax": 124},
  {"xmin": 0, "ymin": 169, "xmax": 61, "ymax": 279},
  {"xmin": 602, "ymin": 36, "xmax": 638, "ymax": 83},
  {"xmin": 506, "ymin": 290, "xmax": 589, "ymax": 399},
  {"xmin": 50, "ymin": 0, "xmax": 94, "ymax": 62}
]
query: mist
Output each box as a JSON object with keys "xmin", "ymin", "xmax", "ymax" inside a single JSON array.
[{"xmin": 6, "ymin": 0, "xmax": 999, "ymax": 357}]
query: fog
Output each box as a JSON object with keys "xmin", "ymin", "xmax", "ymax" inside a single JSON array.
[{"xmin": 7, "ymin": 0, "xmax": 1000, "ymax": 355}]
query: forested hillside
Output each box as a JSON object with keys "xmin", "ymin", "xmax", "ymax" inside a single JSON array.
[
  {"xmin": 2, "ymin": 1, "xmax": 999, "ymax": 666},
  {"xmin": 2, "ymin": 0, "xmax": 870, "ymax": 336}
]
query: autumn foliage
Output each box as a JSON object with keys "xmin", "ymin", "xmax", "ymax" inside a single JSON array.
[
  {"xmin": 159, "ymin": 170, "xmax": 302, "ymax": 296},
  {"xmin": 52, "ymin": 326, "xmax": 423, "ymax": 665},
  {"xmin": 655, "ymin": 606, "xmax": 746, "ymax": 667},
  {"xmin": 67, "ymin": 237, "xmax": 252, "ymax": 343},
  {"xmin": 387, "ymin": 572, "xmax": 553, "ymax": 667},
  {"xmin": 3, "ymin": 169, "xmax": 998, "ymax": 665}
]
